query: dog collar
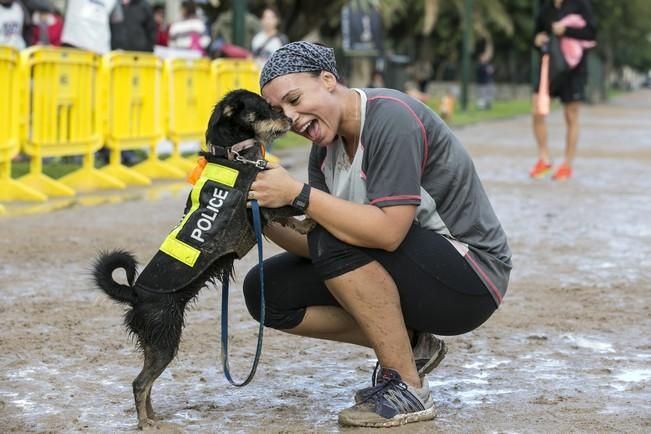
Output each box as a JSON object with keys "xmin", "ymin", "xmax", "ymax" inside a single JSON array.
[
  {"xmin": 207, "ymin": 138, "xmax": 268, "ymax": 170},
  {"xmin": 207, "ymin": 138, "xmax": 264, "ymax": 160}
]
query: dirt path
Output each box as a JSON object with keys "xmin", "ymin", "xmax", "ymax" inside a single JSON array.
[{"xmin": 1, "ymin": 91, "xmax": 650, "ymax": 433}]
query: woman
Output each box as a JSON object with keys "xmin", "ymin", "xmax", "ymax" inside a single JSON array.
[
  {"xmin": 250, "ymin": 6, "xmax": 288, "ymax": 67},
  {"xmin": 168, "ymin": 0, "xmax": 210, "ymax": 56},
  {"xmin": 530, "ymin": 0, "xmax": 596, "ymax": 180},
  {"xmin": 243, "ymin": 41, "xmax": 511, "ymax": 427}
]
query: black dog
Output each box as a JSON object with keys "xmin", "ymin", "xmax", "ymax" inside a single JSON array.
[{"xmin": 93, "ymin": 89, "xmax": 310, "ymax": 429}]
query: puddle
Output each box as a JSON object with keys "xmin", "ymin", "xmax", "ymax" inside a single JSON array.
[
  {"xmin": 615, "ymin": 368, "xmax": 651, "ymax": 383},
  {"xmin": 564, "ymin": 335, "xmax": 615, "ymax": 353}
]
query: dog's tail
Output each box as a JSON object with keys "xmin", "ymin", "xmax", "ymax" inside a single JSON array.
[{"xmin": 93, "ymin": 250, "xmax": 139, "ymax": 305}]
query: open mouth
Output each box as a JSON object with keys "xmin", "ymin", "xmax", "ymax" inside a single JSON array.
[
  {"xmin": 298, "ymin": 119, "xmax": 314, "ymax": 134},
  {"xmin": 297, "ymin": 119, "xmax": 320, "ymax": 142}
]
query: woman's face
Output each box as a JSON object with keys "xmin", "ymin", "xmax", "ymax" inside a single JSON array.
[
  {"xmin": 262, "ymin": 72, "xmax": 341, "ymax": 146},
  {"xmin": 261, "ymin": 9, "xmax": 279, "ymax": 32}
]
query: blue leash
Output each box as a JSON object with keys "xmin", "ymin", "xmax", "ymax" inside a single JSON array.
[{"xmin": 220, "ymin": 199, "xmax": 265, "ymax": 387}]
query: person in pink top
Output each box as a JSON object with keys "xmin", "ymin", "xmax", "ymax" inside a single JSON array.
[{"xmin": 530, "ymin": 0, "xmax": 596, "ymax": 180}]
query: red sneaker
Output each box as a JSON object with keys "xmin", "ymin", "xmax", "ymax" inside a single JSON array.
[
  {"xmin": 552, "ymin": 164, "xmax": 572, "ymax": 181},
  {"xmin": 529, "ymin": 160, "xmax": 552, "ymax": 178}
]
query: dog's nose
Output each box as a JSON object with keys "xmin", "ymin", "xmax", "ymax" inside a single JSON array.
[{"xmin": 283, "ymin": 110, "xmax": 298, "ymax": 125}]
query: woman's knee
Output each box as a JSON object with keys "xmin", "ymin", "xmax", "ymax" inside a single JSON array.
[
  {"xmin": 242, "ymin": 264, "xmax": 307, "ymax": 330},
  {"xmin": 242, "ymin": 265, "xmax": 263, "ymax": 322},
  {"xmin": 564, "ymin": 103, "xmax": 579, "ymax": 124},
  {"xmin": 307, "ymin": 225, "xmax": 372, "ymax": 280}
]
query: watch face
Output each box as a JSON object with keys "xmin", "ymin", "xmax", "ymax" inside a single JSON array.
[{"xmin": 292, "ymin": 184, "xmax": 310, "ymax": 211}]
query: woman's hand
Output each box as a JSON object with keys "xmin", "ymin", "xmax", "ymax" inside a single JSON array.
[
  {"xmin": 551, "ymin": 22, "xmax": 566, "ymax": 36},
  {"xmin": 248, "ymin": 162, "xmax": 303, "ymax": 208},
  {"xmin": 534, "ymin": 32, "xmax": 549, "ymax": 47}
]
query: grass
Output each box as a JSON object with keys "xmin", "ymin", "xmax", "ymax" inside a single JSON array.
[
  {"xmin": 425, "ymin": 98, "xmax": 544, "ymax": 127},
  {"xmin": 11, "ymin": 159, "xmax": 81, "ymax": 179},
  {"xmin": 270, "ymin": 133, "xmax": 311, "ymax": 151}
]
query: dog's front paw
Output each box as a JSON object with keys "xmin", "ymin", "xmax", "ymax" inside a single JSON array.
[
  {"xmin": 139, "ymin": 419, "xmax": 183, "ymax": 433},
  {"xmin": 138, "ymin": 417, "xmax": 157, "ymax": 430},
  {"xmin": 277, "ymin": 216, "xmax": 316, "ymax": 234}
]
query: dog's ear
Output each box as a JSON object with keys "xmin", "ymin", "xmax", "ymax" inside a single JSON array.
[
  {"xmin": 222, "ymin": 99, "xmax": 244, "ymax": 118},
  {"xmin": 222, "ymin": 104, "xmax": 234, "ymax": 117}
]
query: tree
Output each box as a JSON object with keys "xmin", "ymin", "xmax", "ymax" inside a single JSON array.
[{"xmin": 201, "ymin": 0, "xmax": 651, "ymax": 83}]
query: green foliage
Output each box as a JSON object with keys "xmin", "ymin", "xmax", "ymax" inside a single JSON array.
[
  {"xmin": 231, "ymin": 0, "xmax": 651, "ymax": 79},
  {"xmin": 424, "ymin": 97, "xmax": 543, "ymax": 126},
  {"xmin": 592, "ymin": 0, "xmax": 651, "ymax": 71}
]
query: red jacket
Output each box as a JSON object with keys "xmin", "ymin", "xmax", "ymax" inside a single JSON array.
[{"xmin": 31, "ymin": 13, "xmax": 63, "ymax": 47}]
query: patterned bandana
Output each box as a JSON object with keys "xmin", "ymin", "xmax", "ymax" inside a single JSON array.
[{"xmin": 259, "ymin": 41, "xmax": 339, "ymax": 90}]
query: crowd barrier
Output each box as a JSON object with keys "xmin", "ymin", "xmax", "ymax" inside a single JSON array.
[
  {"xmin": 0, "ymin": 46, "xmax": 47, "ymax": 203},
  {"xmin": 19, "ymin": 47, "xmax": 121, "ymax": 196},
  {"xmin": 101, "ymin": 51, "xmax": 174, "ymax": 185},
  {"xmin": 212, "ymin": 58, "xmax": 261, "ymax": 101},
  {"xmin": 0, "ymin": 46, "xmax": 262, "ymax": 205},
  {"xmin": 164, "ymin": 57, "xmax": 213, "ymax": 172}
]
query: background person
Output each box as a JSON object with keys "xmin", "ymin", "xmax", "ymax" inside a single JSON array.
[
  {"xmin": 530, "ymin": 0, "xmax": 596, "ymax": 180},
  {"xmin": 168, "ymin": 0, "xmax": 210, "ymax": 56},
  {"xmin": 29, "ymin": 0, "xmax": 63, "ymax": 46},
  {"xmin": 152, "ymin": 3, "xmax": 168, "ymax": 46},
  {"xmin": 250, "ymin": 6, "xmax": 287, "ymax": 67},
  {"xmin": 60, "ymin": 0, "xmax": 122, "ymax": 54},
  {"xmin": 243, "ymin": 41, "xmax": 512, "ymax": 428},
  {"xmin": 0, "ymin": 0, "xmax": 29, "ymax": 50},
  {"xmin": 110, "ymin": 0, "xmax": 156, "ymax": 53},
  {"xmin": 476, "ymin": 47, "xmax": 495, "ymax": 110}
]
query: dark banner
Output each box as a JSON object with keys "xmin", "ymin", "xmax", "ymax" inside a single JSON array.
[{"xmin": 341, "ymin": 0, "xmax": 384, "ymax": 56}]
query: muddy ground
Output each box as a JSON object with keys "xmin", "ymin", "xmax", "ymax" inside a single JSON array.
[{"xmin": 1, "ymin": 90, "xmax": 650, "ymax": 433}]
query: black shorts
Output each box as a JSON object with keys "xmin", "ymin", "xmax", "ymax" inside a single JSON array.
[
  {"xmin": 242, "ymin": 224, "xmax": 496, "ymax": 336},
  {"xmin": 534, "ymin": 55, "xmax": 588, "ymax": 104}
]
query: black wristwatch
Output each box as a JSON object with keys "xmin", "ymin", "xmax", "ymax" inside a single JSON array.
[{"xmin": 291, "ymin": 183, "xmax": 311, "ymax": 212}]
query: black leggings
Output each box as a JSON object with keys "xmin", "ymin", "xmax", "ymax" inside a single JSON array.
[{"xmin": 243, "ymin": 224, "xmax": 496, "ymax": 336}]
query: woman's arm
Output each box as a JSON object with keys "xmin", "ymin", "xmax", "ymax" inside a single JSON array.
[
  {"xmin": 306, "ymin": 187, "xmax": 417, "ymax": 251},
  {"xmin": 252, "ymin": 166, "xmax": 417, "ymax": 252},
  {"xmin": 562, "ymin": 0, "xmax": 597, "ymax": 41}
]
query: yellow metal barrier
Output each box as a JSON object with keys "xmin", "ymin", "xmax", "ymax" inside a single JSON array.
[
  {"xmin": 163, "ymin": 57, "xmax": 212, "ymax": 171},
  {"xmin": 18, "ymin": 47, "xmax": 124, "ymax": 195},
  {"xmin": 102, "ymin": 51, "xmax": 184, "ymax": 184},
  {"xmin": 211, "ymin": 58, "xmax": 261, "ymax": 101},
  {"xmin": 0, "ymin": 46, "xmax": 47, "ymax": 202}
]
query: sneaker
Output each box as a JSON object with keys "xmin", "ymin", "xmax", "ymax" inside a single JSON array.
[
  {"xmin": 552, "ymin": 163, "xmax": 572, "ymax": 181},
  {"xmin": 530, "ymin": 159, "xmax": 552, "ymax": 178},
  {"xmin": 355, "ymin": 333, "xmax": 447, "ymax": 403},
  {"xmin": 413, "ymin": 333, "xmax": 448, "ymax": 377},
  {"xmin": 339, "ymin": 368, "xmax": 436, "ymax": 428}
]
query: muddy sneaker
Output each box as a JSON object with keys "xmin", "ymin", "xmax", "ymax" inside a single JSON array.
[
  {"xmin": 373, "ymin": 334, "xmax": 447, "ymax": 384},
  {"xmin": 354, "ymin": 334, "xmax": 446, "ymax": 403},
  {"xmin": 413, "ymin": 333, "xmax": 448, "ymax": 377},
  {"xmin": 339, "ymin": 368, "xmax": 436, "ymax": 428}
]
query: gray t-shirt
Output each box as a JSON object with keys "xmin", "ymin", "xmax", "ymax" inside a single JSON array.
[{"xmin": 308, "ymin": 88, "xmax": 512, "ymax": 306}]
